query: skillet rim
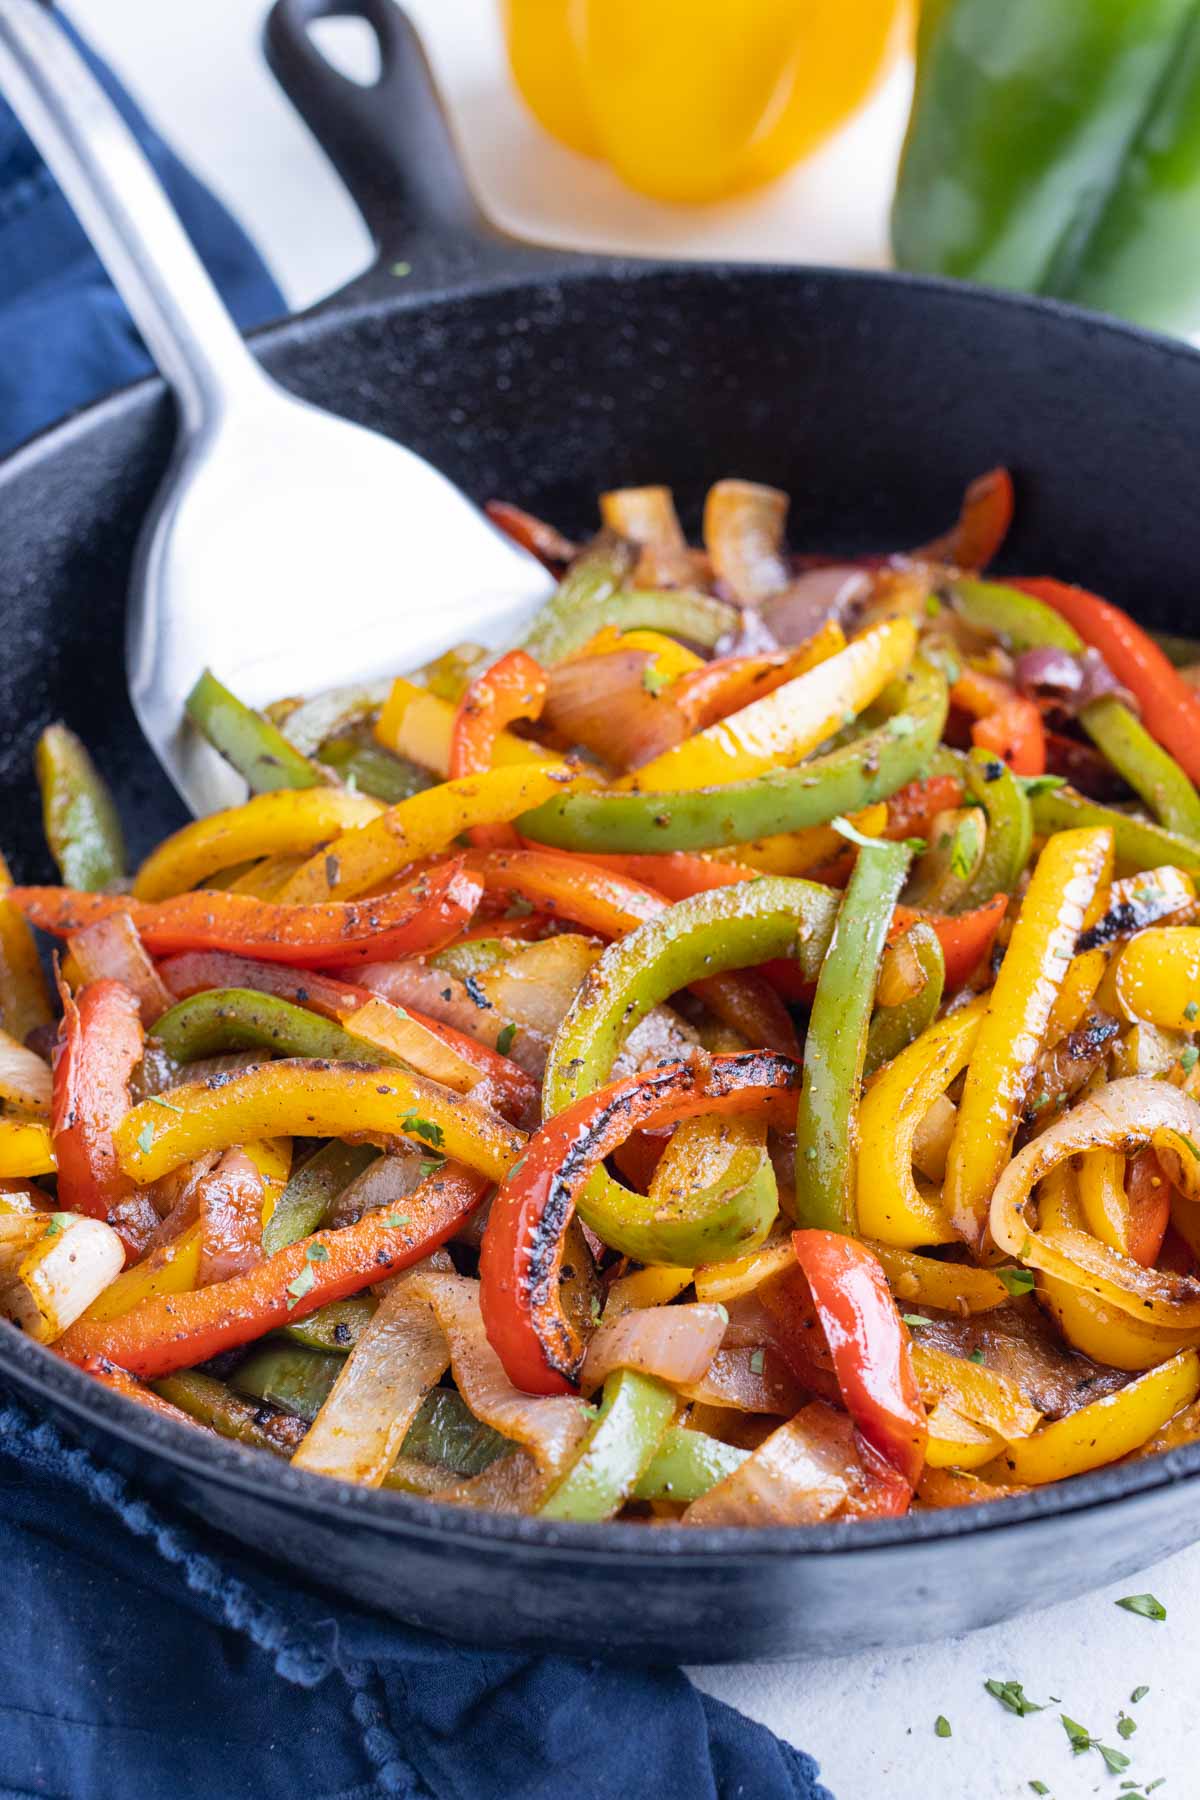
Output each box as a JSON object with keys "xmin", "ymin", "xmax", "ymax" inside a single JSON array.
[{"xmin": 5, "ymin": 253, "xmax": 1200, "ymax": 1557}]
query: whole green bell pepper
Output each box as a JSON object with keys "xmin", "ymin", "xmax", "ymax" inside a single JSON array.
[{"xmin": 893, "ymin": 0, "xmax": 1200, "ymax": 337}]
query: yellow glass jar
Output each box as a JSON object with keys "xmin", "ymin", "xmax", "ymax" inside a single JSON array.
[{"xmin": 501, "ymin": 0, "xmax": 910, "ymax": 204}]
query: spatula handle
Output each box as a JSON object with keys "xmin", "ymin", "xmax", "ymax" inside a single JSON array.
[{"xmin": 0, "ymin": 0, "xmax": 265, "ymax": 432}]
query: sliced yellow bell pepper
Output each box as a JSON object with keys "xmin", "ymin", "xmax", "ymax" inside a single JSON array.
[
  {"xmin": 225, "ymin": 852, "xmax": 309, "ymax": 898},
  {"xmin": 924, "ymin": 1400, "xmax": 1002, "ymax": 1470},
  {"xmin": 912, "ymin": 1342, "xmax": 1041, "ymax": 1441},
  {"xmin": 944, "ymin": 826, "xmax": 1112, "ymax": 1249},
  {"xmin": 376, "ymin": 677, "xmax": 555, "ymax": 779},
  {"xmin": 0, "ymin": 852, "xmax": 53, "ymax": 1045},
  {"xmin": 1077, "ymin": 1148, "xmax": 1130, "ymax": 1257},
  {"xmin": 981, "ymin": 1350, "xmax": 1200, "ymax": 1486},
  {"xmin": 576, "ymin": 626, "xmax": 703, "ymax": 684},
  {"xmin": 1037, "ymin": 1164, "xmax": 1198, "ymax": 1371},
  {"xmin": 728, "ymin": 804, "xmax": 889, "ymax": 876},
  {"xmin": 244, "ymin": 1136, "xmax": 293, "ymax": 1230},
  {"xmin": 1113, "ymin": 927, "xmax": 1200, "ymax": 1030},
  {"xmin": 867, "ymin": 1241, "xmax": 1010, "ymax": 1313},
  {"xmin": 277, "ymin": 761, "xmax": 596, "ymax": 904},
  {"xmin": 856, "ymin": 999, "xmax": 987, "ymax": 1248},
  {"xmin": 1045, "ymin": 946, "xmax": 1107, "ymax": 1044},
  {"xmin": 132, "ymin": 788, "xmax": 384, "ymax": 902},
  {"xmin": 82, "ymin": 1223, "xmax": 203, "ymax": 1323},
  {"xmin": 618, "ymin": 618, "xmax": 915, "ymax": 794},
  {"xmin": 114, "ymin": 1061, "xmax": 526, "ymax": 1187},
  {"xmin": 602, "ymin": 1264, "xmax": 695, "ymax": 1320},
  {"xmin": 694, "ymin": 1238, "xmax": 795, "ymax": 1304},
  {"xmin": 0, "ymin": 1119, "xmax": 55, "ymax": 1178}
]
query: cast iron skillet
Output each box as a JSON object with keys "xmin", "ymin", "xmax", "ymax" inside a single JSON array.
[{"xmin": 2, "ymin": 0, "xmax": 1200, "ymax": 1661}]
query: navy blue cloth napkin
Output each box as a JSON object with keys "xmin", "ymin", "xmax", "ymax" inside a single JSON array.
[{"xmin": 0, "ymin": 16, "xmax": 831, "ymax": 1800}]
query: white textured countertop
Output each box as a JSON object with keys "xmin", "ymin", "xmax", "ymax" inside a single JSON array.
[{"xmin": 70, "ymin": 3, "xmax": 1197, "ymax": 1793}]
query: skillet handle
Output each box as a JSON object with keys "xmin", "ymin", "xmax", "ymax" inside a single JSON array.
[{"xmin": 264, "ymin": 0, "xmax": 544, "ymax": 293}]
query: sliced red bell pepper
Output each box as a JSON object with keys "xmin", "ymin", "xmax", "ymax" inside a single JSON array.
[
  {"xmin": 914, "ymin": 466, "xmax": 1014, "ymax": 570},
  {"xmin": 58, "ymin": 1162, "xmax": 489, "ymax": 1378},
  {"xmin": 791, "ymin": 1229, "xmax": 927, "ymax": 1490},
  {"xmin": 156, "ymin": 948, "xmax": 534, "ymax": 1120},
  {"xmin": 1013, "ymin": 576, "xmax": 1200, "ymax": 788},
  {"xmin": 762, "ymin": 892, "xmax": 1006, "ymax": 1004},
  {"xmin": 11, "ymin": 860, "xmax": 480, "ymax": 968},
  {"xmin": 1126, "ymin": 1149, "xmax": 1172, "ymax": 1271},
  {"xmin": 879, "ymin": 774, "xmax": 965, "ymax": 841},
  {"xmin": 450, "ymin": 650, "xmax": 548, "ymax": 851},
  {"xmin": 574, "ymin": 852, "xmax": 759, "ymax": 901},
  {"xmin": 472, "ymin": 847, "xmax": 798, "ymax": 1055},
  {"xmin": 81, "ymin": 1356, "xmax": 202, "ymax": 1426},
  {"xmin": 952, "ymin": 667, "xmax": 1045, "ymax": 776},
  {"xmin": 484, "ymin": 499, "xmax": 576, "ymax": 569},
  {"xmin": 52, "ymin": 978, "xmax": 156, "ymax": 1260},
  {"xmin": 480, "ymin": 1051, "xmax": 802, "ymax": 1394}
]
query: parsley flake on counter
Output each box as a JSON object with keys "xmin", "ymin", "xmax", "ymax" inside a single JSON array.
[
  {"xmin": 1116, "ymin": 1593, "xmax": 1167, "ymax": 1622},
  {"xmin": 1117, "ymin": 1712, "xmax": 1137, "ymax": 1740},
  {"xmin": 1131, "ymin": 1686, "xmax": 1150, "ymax": 1705},
  {"xmin": 985, "ymin": 1679, "xmax": 1046, "ymax": 1717},
  {"xmin": 934, "ymin": 1715, "xmax": 951, "ymax": 1738},
  {"xmin": 1028, "ymin": 1784, "xmax": 1049, "ymax": 1796},
  {"xmin": 1060, "ymin": 1716, "xmax": 1130, "ymax": 1774}
]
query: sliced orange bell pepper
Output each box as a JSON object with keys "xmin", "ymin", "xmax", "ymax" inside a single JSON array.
[
  {"xmin": 52, "ymin": 979, "xmax": 156, "ymax": 1260},
  {"xmin": 59, "ymin": 1163, "xmax": 489, "ymax": 1378},
  {"xmin": 449, "ymin": 649, "xmax": 549, "ymax": 852},
  {"xmin": 10, "ymin": 860, "xmax": 480, "ymax": 968}
]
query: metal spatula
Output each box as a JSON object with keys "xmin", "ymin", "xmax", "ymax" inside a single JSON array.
[{"xmin": 0, "ymin": 0, "xmax": 552, "ymax": 816}]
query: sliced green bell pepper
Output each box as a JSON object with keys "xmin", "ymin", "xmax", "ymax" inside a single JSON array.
[
  {"xmin": 153, "ymin": 987, "xmax": 403, "ymax": 1070},
  {"xmin": 538, "ymin": 1368, "xmax": 674, "ymax": 1521},
  {"xmin": 864, "ymin": 921, "xmax": 946, "ymax": 1080},
  {"xmin": 282, "ymin": 1293, "xmax": 377, "ymax": 1351},
  {"xmin": 520, "ymin": 656, "xmax": 949, "ymax": 854},
  {"xmin": 909, "ymin": 746, "xmax": 1031, "ymax": 916},
  {"xmin": 794, "ymin": 832, "xmax": 916, "ymax": 1231},
  {"xmin": 153, "ymin": 1369, "xmax": 307, "ymax": 1454},
  {"xmin": 35, "ymin": 723, "xmax": 127, "ymax": 891},
  {"xmin": 633, "ymin": 1425, "xmax": 749, "ymax": 1503},
  {"xmin": 955, "ymin": 580, "xmax": 1200, "ymax": 840},
  {"xmin": 317, "ymin": 731, "xmax": 431, "ymax": 803},
  {"xmin": 186, "ymin": 669, "xmax": 322, "ymax": 793},
  {"xmin": 399, "ymin": 1388, "xmax": 509, "ymax": 1477},
  {"xmin": 262, "ymin": 1139, "xmax": 379, "ymax": 1255},
  {"xmin": 543, "ymin": 876, "xmax": 838, "ymax": 1263},
  {"xmin": 893, "ymin": 0, "xmax": 1200, "ymax": 338},
  {"xmin": 1031, "ymin": 785, "xmax": 1200, "ymax": 876},
  {"xmin": 231, "ymin": 1342, "xmax": 343, "ymax": 1421}
]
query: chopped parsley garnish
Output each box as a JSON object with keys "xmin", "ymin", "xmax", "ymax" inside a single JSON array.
[
  {"xmin": 1116, "ymin": 1593, "xmax": 1166, "ymax": 1621},
  {"xmin": 642, "ymin": 661, "xmax": 671, "ymax": 697},
  {"xmin": 136, "ymin": 1123, "xmax": 155, "ymax": 1156},
  {"xmin": 496, "ymin": 1022, "xmax": 518, "ymax": 1056},
  {"xmin": 305, "ymin": 1243, "xmax": 329, "ymax": 1263},
  {"xmin": 150, "ymin": 1094, "xmax": 183, "ymax": 1113},
  {"xmin": 924, "ymin": 595, "xmax": 942, "ymax": 618},
  {"xmin": 748, "ymin": 1348, "xmax": 765, "ymax": 1375},
  {"xmin": 969, "ymin": 1347, "xmax": 986, "ymax": 1364},
  {"xmin": 44, "ymin": 1212, "xmax": 69, "ymax": 1239},
  {"xmin": 1186, "ymin": 1001, "xmax": 1199, "ymax": 1023},
  {"xmin": 900, "ymin": 1313, "xmax": 929, "ymax": 1328},
  {"xmin": 996, "ymin": 1266, "xmax": 1036, "ymax": 1297},
  {"xmin": 401, "ymin": 1112, "xmax": 444, "ymax": 1148},
  {"xmin": 383, "ymin": 1215, "xmax": 410, "ymax": 1228},
  {"xmin": 985, "ymin": 1679, "xmax": 1046, "ymax": 1718},
  {"xmin": 418, "ymin": 1159, "xmax": 444, "ymax": 1180},
  {"xmin": 1059, "ymin": 1716, "xmax": 1130, "ymax": 1774},
  {"xmin": 1016, "ymin": 774, "xmax": 1065, "ymax": 799},
  {"xmin": 589, "ymin": 1294, "xmax": 602, "ymax": 1325},
  {"xmin": 934, "ymin": 1715, "xmax": 951, "ymax": 1738},
  {"xmin": 286, "ymin": 1264, "xmax": 316, "ymax": 1308},
  {"xmin": 889, "ymin": 715, "xmax": 916, "ymax": 738},
  {"xmin": 1180, "ymin": 1046, "xmax": 1199, "ymax": 1075}
]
